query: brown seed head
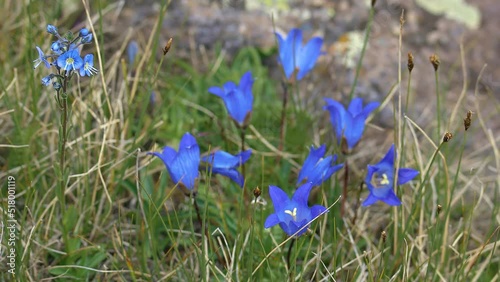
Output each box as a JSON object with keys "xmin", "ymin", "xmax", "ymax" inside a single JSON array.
[
  {"xmin": 443, "ymin": 132, "xmax": 453, "ymax": 142},
  {"xmin": 407, "ymin": 52, "xmax": 414, "ymax": 72},
  {"xmin": 163, "ymin": 37, "xmax": 173, "ymax": 55},
  {"xmin": 464, "ymin": 110, "xmax": 473, "ymax": 131},
  {"xmin": 437, "ymin": 204, "xmax": 442, "ymax": 215},
  {"xmin": 253, "ymin": 187, "xmax": 261, "ymax": 198},
  {"xmin": 429, "ymin": 54, "xmax": 440, "ymax": 71},
  {"xmin": 381, "ymin": 231, "xmax": 387, "ymax": 244}
]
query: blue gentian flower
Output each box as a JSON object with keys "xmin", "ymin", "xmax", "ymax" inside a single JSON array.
[
  {"xmin": 148, "ymin": 133, "xmax": 200, "ymax": 191},
  {"xmin": 127, "ymin": 40, "xmax": 139, "ymax": 66},
  {"xmin": 33, "ymin": 46, "xmax": 51, "ymax": 69},
  {"xmin": 57, "ymin": 49, "xmax": 83, "ymax": 73},
  {"xmin": 264, "ymin": 183, "xmax": 327, "ymax": 237},
  {"xmin": 208, "ymin": 71, "xmax": 254, "ymax": 127},
  {"xmin": 297, "ymin": 145, "xmax": 343, "ymax": 187},
  {"xmin": 363, "ymin": 144, "xmax": 419, "ymax": 206},
  {"xmin": 324, "ymin": 97, "xmax": 380, "ymax": 150},
  {"xmin": 276, "ymin": 28, "xmax": 323, "ymax": 81},
  {"xmin": 201, "ymin": 149, "xmax": 251, "ymax": 187},
  {"xmin": 79, "ymin": 54, "xmax": 98, "ymax": 77}
]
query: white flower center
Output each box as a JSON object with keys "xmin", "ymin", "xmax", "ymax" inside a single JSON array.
[
  {"xmin": 284, "ymin": 207, "xmax": 297, "ymax": 221},
  {"xmin": 372, "ymin": 173, "xmax": 390, "ymax": 189}
]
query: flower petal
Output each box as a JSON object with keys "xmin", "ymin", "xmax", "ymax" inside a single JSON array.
[
  {"xmin": 264, "ymin": 213, "xmax": 280, "ymax": 228},
  {"xmin": 310, "ymin": 205, "xmax": 327, "ymax": 218},
  {"xmin": 382, "ymin": 190, "xmax": 402, "ymax": 206},
  {"xmin": 360, "ymin": 101, "xmax": 380, "ymax": 119},
  {"xmin": 347, "ymin": 98, "xmax": 364, "ymax": 116},
  {"xmin": 211, "ymin": 167, "xmax": 245, "ymax": 187},
  {"xmin": 379, "ymin": 144, "xmax": 395, "ymax": 166},
  {"xmin": 344, "ymin": 113, "xmax": 365, "ymax": 149},
  {"xmin": 296, "ymin": 37, "xmax": 322, "ymax": 80},
  {"xmin": 208, "ymin": 86, "xmax": 225, "ymax": 97},
  {"xmin": 362, "ymin": 194, "xmax": 379, "ymax": 206},
  {"xmin": 202, "ymin": 150, "xmax": 240, "ymax": 169},
  {"xmin": 397, "ymin": 168, "xmax": 419, "ymax": 185},
  {"xmin": 297, "ymin": 145, "xmax": 326, "ymax": 184},
  {"xmin": 292, "ymin": 182, "xmax": 313, "ymax": 207},
  {"xmin": 269, "ymin": 185, "xmax": 289, "ymax": 212},
  {"xmin": 324, "ymin": 98, "xmax": 348, "ymax": 141}
]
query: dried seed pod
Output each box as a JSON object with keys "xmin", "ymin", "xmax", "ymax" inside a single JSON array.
[
  {"xmin": 437, "ymin": 204, "xmax": 442, "ymax": 215},
  {"xmin": 253, "ymin": 187, "xmax": 261, "ymax": 198},
  {"xmin": 163, "ymin": 37, "xmax": 173, "ymax": 55},
  {"xmin": 443, "ymin": 132, "xmax": 453, "ymax": 142},
  {"xmin": 429, "ymin": 54, "xmax": 440, "ymax": 71},
  {"xmin": 407, "ymin": 52, "xmax": 414, "ymax": 72},
  {"xmin": 464, "ymin": 110, "xmax": 473, "ymax": 131},
  {"xmin": 381, "ymin": 231, "xmax": 387, "ymax": 244}
]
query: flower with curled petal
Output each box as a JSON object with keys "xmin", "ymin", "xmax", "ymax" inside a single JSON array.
[
  {"xmin": 297, "ymin": 144, "xmax": 343, "ymax": 187},
  {"xmin": 201, "ymin": 149, "xmax": 251, "ymax": 187}
]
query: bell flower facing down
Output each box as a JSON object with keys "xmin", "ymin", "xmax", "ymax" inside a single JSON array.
[
  {"xmin": 297, "ymin": 145, "xmax": 343, "ymax": 187},
  {"xmin": 201, "ymin": 149, "xmax": 251, "ymax": 187},
  {"xmin": 208, "ymin": 71, "xmax": 254, "ymax": 127},
  {"xmin": 324, "ymin": 97, "xmax": 380, "ymax": 150},
  {"xmin": 276, "ymin": 28, "xmax": 323, "ymax": 81},
  {"xmin": 264, "ymin": 183, "xmax": 327, "ymax": 237},
  {"xmin": 148, "ymin": 132, "xmax": 200, "ymax": 191},
  {"xmin": 363, "ymin": 144, "xmax": 419, "ymax": 206}
]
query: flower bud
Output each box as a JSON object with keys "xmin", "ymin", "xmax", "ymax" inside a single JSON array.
[
  {"xmin": 81, "ymin": 33, "xmax": 93, "ymax": 44},
  {"xmin": 79, "ymin": 28, "xmax": 89, "ymax": 37},
  {"xmin": 47, "ymin": 24, "xmax": 58, "ymax": 35}
]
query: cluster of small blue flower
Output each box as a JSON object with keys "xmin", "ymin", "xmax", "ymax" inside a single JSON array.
[
  {"xmin": 34, "ymin": 24, "xmax": 98, "ymax": 90},
  {"xmin": 148, "ymin": 28, "xmax": 420, "ymax": 237}
]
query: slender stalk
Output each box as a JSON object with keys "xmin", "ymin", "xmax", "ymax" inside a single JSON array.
[
  {"xmin": 287, "ymin": 237, "xmax": 296, "ymax": 280},
  {"xmin": 434, "ymin": 70, "xmax": 441, "ymax": 139},
  {"xmin": 348, "ymin": 5, "xmax": 375, "ymax": 101},
  {"xmin": 192, "ymin": 194, "xmax": 225, "ymax": 266},
  {"xmin": 277, "ymin": 81, "xmax": 288, "ymax": 164},
  {"xmin": 240, "ymin": 127, "xmax": 246, "ymax": 177},
  {"xmin": 351, "ymin": 181, "xmax": 364, "ymax": 225},
  {"xmin": 58, "ymin": 77, "xmax": 70, "ymax": 251},
  {"xmin": 341, "ymin": 159, "xmax": 349, "ymax": 218}
]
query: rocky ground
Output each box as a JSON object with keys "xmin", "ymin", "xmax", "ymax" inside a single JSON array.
[{"xmin": 103, "ymin": 0, "xmax": 498, "ymax": 163}]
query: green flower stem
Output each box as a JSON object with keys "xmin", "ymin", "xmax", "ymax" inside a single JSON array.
[
  {"xmin": 58, "ymin": 80, "xmax": 70, "ymax": 252},
  {"xmin": 348, "ymin": 5, "xmax": 375, "ymax": 101},
  {"xmin": 277, "ymin": 81, "xmax": 288, "ymax": 164},
  {"xmin": 340, "ymin": 159, "xmax": 349, "ymax": 218},
  {"xmin": 192, "ymin": 194, "xmax": 225, "ymax": 266},
  {"xmin": 435, "ymin": 70, "xmax": 441, "ymax": 139},
  {"xmin": 287, "ymin": 237, "xmax": 297, "ymax": 281},
  {"xmin": 240, "ymin": 127, "xmax": 246, "ymax": 178}
]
